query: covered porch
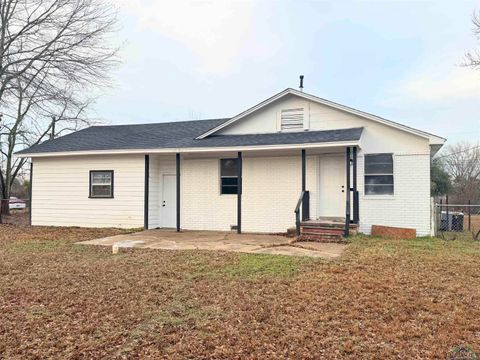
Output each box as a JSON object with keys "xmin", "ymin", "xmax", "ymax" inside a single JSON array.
[{"xmin": 143, "ymin": 142, "xmax": 361, "ymax": 239}]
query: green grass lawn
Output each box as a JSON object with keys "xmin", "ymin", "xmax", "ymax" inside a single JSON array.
[{"xmin": 1, "ymin": 225, "xmax": 480, "ymax": 359}]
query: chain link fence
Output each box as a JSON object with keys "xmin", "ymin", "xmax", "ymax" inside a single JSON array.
[{"xmin": 434, "ymin": 203, "xmax": 480, "ymax": 241}]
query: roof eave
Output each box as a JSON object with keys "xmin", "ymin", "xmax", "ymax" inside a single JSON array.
[
  {"xmin": 16, "ymin": 140, "xmax": 361, "ymax": 158},
  {"xmin": 428, "ymin": 135, "xmax": 447, "ymax": 146}
]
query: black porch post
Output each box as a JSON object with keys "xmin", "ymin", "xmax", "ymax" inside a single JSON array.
[
  {"xmin": 301, "ymin": 149, "xmax": 309, "ymax": 221},
  {"xmin": 301, "ymin": 149, "xmax": 306, "ymax": 192},
  {"xmin": 237, "ymin": 151, "xmax": 242, "ymax": 234},
  {"xmin": 29, "ymin": 161, "xmax": 33, "ymax": 226},
  {"xmin": 352, "ymin": 146, "xmax": 359, "ymax": 224},
  {"xmin": 345, "ymin": 147, "xmax": 351, "ymax": 236},
  {"xmin": 144, "ymin": 155, "xmax": 149, "ymax": 230},
  {"xmin": 176, "ymin": 153, "xmax": 181, "ymax": 232}
]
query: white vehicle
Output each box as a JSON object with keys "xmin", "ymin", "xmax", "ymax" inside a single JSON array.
[{"xmin": 9, "ymin": 197, "xmax": 26, "ymax": 210}]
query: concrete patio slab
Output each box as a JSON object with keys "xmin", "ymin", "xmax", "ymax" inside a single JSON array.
[
  {"xmin": 78, "ymin": 229, "xmax": 346, "ymax": 258},
  {"xmin": 253, "ymin": 245, "xmax": 332, "ymax": 258},
  {"xmin": 292, "ymin": 241, "xmax": 346, "ymax": 259}
]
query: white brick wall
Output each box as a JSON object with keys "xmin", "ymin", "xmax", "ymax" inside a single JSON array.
[
  {"xmin": 358, "ymin": 153, "xmax": 432, "ymax": 236},
  {"xmin": 242, "ymin": 156, "xmax": 299, "ymax": 233},
  {"xmin": 180, "ymin": 155, "xmax": 317, "ymax": 233},
  {"xmin": 181, "ymin": 158, "xmax": 237, "ymax": 231},
  {"xmin": 166, "ymin": 152, "xmax": 433, "ymax": 236}
]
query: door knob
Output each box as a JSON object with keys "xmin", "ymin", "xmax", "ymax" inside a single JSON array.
[{"xmin": 162, "ymin": 201, "xmax": 166, "ymax": 207}]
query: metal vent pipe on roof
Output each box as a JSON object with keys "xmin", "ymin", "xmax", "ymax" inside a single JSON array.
[{"xmin": 299, "ymin": 75, "xmax": 304, "ymax": 92}]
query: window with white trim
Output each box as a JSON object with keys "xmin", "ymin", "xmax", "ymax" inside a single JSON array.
[
  {"xmin": 364, "ymin": 154, "xmax": 394, "ymax": 195},
  {"xmin": 220, "ymin": 159, "xmax": 238, "ymax": 195},
  {"xmin": 90, "ymin": 170, "xmax": 114, "ymax": 198},
  {"xmin": 280, "ymin": 108, "xmax": 304, "ymax": 131}
]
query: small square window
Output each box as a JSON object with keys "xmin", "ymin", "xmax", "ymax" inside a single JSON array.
[
  {"xmin": 220, "ymin": 159, "xmax": 238, "ymax": 195},
  {"xmin": 90, "ymin": 170, "xmax": 114, "ymax": 198}
]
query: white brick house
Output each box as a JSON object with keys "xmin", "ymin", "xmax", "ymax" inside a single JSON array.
[{"xmin": 17, "ymin": 88, "xmax": 445, "ymax": 237}]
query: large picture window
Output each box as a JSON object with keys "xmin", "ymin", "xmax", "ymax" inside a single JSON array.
[
  {"xmin": 220, "ymin": 159, "xmax": 238, "ymax": 195},
  {"xmin": 364, "ymin": 154, "xmax": 393, "ymax": 195},
  {"xmin": 89, "ymin": 170, "xmax": 114, "ymax": 198}
]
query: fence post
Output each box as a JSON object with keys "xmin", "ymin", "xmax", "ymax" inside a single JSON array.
[
  {"xmin": 446, "ymin": 195, "xmax": 449, "ymax": 231},
  {"xmin": 468, "ymin": 200, "xmax": 471, "ymax": 231}
]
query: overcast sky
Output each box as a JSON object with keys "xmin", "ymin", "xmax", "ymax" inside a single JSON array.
[{"xmin": 93, "ymin": 0, "xmax": 480, "ymax": 144}]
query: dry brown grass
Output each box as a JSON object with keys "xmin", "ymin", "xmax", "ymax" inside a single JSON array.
[
  {"xmin": 2, "ymin": 210, "xmax": 29, "ymax": 227},
  {"xmin": 1, "ymin": 222, "xmax": 480, "ymax": 359},
  {"xmin": 465, "ymin": 214, "xmax": 480, "ymax": 231}
]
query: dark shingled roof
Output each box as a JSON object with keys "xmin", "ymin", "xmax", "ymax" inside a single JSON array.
[{"xmin": 17, "ymin": 118, "xmax": 363, "ymax": 155}]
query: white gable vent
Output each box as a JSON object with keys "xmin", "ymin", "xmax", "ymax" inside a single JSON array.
[{"xmin": 280, "ymin": 108, "xmax": 304, "ymax": 131}]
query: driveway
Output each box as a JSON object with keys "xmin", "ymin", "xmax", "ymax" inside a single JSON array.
[{"xmin": 78, "ymin": 229, "xmax": 346, "ymax": 258}]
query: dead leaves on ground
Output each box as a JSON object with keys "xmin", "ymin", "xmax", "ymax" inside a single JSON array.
[{"xmin": 0, "ymin": 222, "xmax": 480, "ymax": 359}]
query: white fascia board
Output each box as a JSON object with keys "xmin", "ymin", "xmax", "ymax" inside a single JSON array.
[
  {"xmin": 16, "ymin": 140, "xmax": 360, "ymax": 158},
  {"xmin": 427, "ymin": 135, "xmax": 447, "ymax": 146},
  {"xmin": 197, "ymin": 88, "xmax": 447, "ymax": 144}
]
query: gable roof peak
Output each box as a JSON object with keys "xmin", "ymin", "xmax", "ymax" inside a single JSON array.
[{"xmin": 196, "ymin": 88, "xmax": 445, "ymax": 145}]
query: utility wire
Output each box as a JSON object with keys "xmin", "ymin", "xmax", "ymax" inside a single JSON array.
[{"xmin": 434, "ymin": 145, "xmax": 480, "ymax": 160}]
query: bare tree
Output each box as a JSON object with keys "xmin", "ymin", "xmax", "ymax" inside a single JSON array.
[
  {"xmin": 0, "ymin": 78, "xmax": 93, "ymax": 213},
  {"xmin": 465, "ymin": 10, "xmax": 480, "ymax": 68},
  {"xmin": 442, "ymin": 141, "xmax": 480, "ymax": 204},
  {"xmin": 0, "ymin": 0, "xmax": 118, "ymax": 104},
  {"xmin": 0, "ymin": 0, "xmax": 119, "ymax": 215}
]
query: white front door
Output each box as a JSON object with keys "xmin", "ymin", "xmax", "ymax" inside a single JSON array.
[
  {"xmin": 318, "ymin": 155, "xmax": 346, "ymax": 218},
  {"xmin": 162, "ymin": 175, "xmax": 176, "ymax": 228}
]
